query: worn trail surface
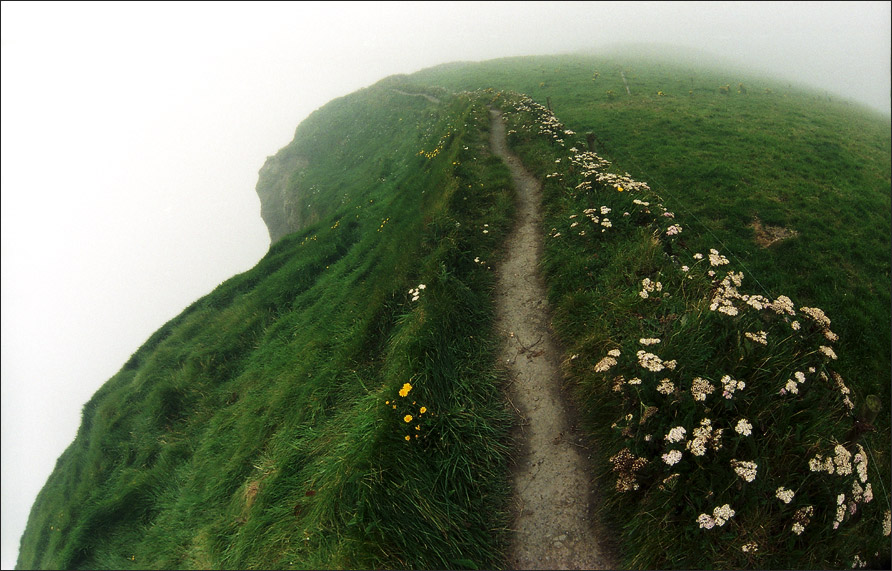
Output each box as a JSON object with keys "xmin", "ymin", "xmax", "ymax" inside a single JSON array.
[{"xmin": 489, "ymin": 109, "xmax": 616, "ymax": 570}]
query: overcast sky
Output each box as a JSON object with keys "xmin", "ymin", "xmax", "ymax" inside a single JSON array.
[{"xmin": 1, "ymin": 1, "xmax": 889, "ymax": 566}]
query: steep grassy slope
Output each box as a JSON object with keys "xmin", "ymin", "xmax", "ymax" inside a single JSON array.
[
  {"xmin": 18, "ymin": 52, "xmax": 890, "ymax": 570},
  {"xmin": 17, "ymin": 82, "xmax": 518, "ymax": 570}
]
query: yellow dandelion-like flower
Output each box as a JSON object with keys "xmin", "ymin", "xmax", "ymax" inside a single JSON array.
[
  {"xmin": 385, "ymin": 401, "xmax": 390, "ymax": 405},
  {"xmin": 399, "ymin": 382, "xmax": 413, "ymax": 397},
  {"xmin": 405, "ymin": 435, "xmax": 411, "ymax": 441},
  {"xmin": 404, "ymin": 414, "xmax": 413, "ymax": 423},
  {"xmin": 419, "ymin": 406, "xmax": 427, "ymax": 414},
  {"xmin": 415, "ymin": 425, "xmax": 421, "ymax": 430}
]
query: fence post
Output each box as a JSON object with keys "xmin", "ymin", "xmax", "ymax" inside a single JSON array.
[{"xmin": 586, "ymin": 133, "xmax": 596, "ymax": 152}]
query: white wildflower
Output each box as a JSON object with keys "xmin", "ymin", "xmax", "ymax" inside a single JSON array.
[
  {"xmin": 745, "ymin": 330, "xmax": 768, "ymax": 345},
  {"xmin": 819, "ymin": 345, "xmax": 838, "ymax": 360},
  {"xmin": 662, "ymin": 449, "xmax": 683, "ymax": 466},
  {"xmin": 708, "ymin": 248, "xmax": 730, "ymax": 266},
  {"xmin": 697, "ymin": 513, "xmax": 716, "ymax": 529},
  {"xmin": 637, "ymin": 350, "xmax": 665, "ymax": 372},
  {"xmin": 741, "ymin": 542, "xmax": 758, "ymax": 553},
  {"xmin": 656, "ymin": 378, "xmax": 675, "ymax": 395},
  {"xmin": 665, "ymin": 426, "xmax": 687, "ymax": 443},
  {"xmin": 691, "ymin": 377, "xmax": 715, "ymax": 401},
  {"xmin": 776, "ymin": 487, "xmax": 795, "ymax": 504},
  {"xmin": 713, "ymin": 504, "xmax": 735, "ymax": 526},
  {"xmin": 731, "ymin": 459, "xmax": 758, "ymax": 482},
  {"xmin": 721, "ymin": 375, "xmax": 745, "ymax": 399},
  {"xmin": 594, "ymin": 356, "xmax": 618, "ymax": 372},
  {"xmin": 735, "ymin": 418, "xmax": 753, "ymax": 436}
]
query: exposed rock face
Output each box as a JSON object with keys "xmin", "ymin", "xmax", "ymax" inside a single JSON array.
[{"xmin": 255, "ymin": 147, "xmax": 309, "ymax": 244}]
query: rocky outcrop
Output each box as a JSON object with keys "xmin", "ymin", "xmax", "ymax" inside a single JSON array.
[{"xmin": 255, "ymin": 146, "xmax": 309, "ymax": 244}]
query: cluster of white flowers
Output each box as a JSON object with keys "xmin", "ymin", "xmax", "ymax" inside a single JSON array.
[
  {"xmin": 741, "ymin": 542, "xmax": 758, "ymax": 553},
  {"xmin": 809, "ymin": 444, "xmax": 855, "ymax": 479},
  {"xmin": 594, "ymin": 348, "xmax": 621, "ymax": 372},
  {"xmin": 408, "ymin": 283, "xmax": 426, "ymax": 302},
  {"xmin": 744, "ymin": 330, "xmax": 768, "ymax": 345},
  {"xmin": 698, "ymin": 504, "xmax": 735, "ymax": 529},
  {"xmin": 665, "ymin": 426, "xmax": 687, "ymax": 443},
  {"xmin": 708, "ymin": 271, "xmax": 745, "ymax": 316},
  {"xmin": 721, "ymin": 375, "xmax": 745, "ymax": 399},
  {"xmin": 769, "ymin": 294, "xmax": 797, "ymax": 316},
  {"xmin": 831, "ymin": 371, "xmax": 854, "ymax": 410},
  {"xmin": 776, "ymin": 487, "xmax": 795, "ymax": 504},
  {"xmin": 687, "ymin": 418, "xmax": 722, "ymax": 456},
  {"xmin": 850, "ymin": 480, "xmax": 873, "ymax": 504},
  {"xmin": 780, "ymin": 370, "xmax": 807, "ymax": 396},
  {"xmin": 731, "ymin": 459, "xmax": 759, "ymax": 482},
  {"xmin": 833, "ymin": 493, "xmax": 847, "ymax": 529},
  {"xmin": 639, "ymin": 337, "xmax": 661, "ymax": 346},
  {"xmin": 883, "ymin": 509, "xmax": 891, "ymax": 537},
  {"xmin": 662, "ymin": 449, "xmax": 683, "ymax": 466},
  {"xmin": 568, "ymin": 150, "xmax": 611, "ymax": 178},
  {"xmin": 665, "ymin": 224, "xmax": 683, "ymax": 236},
  {"xmin": 708, "ymin": 248, "xmax": 730, "ymax": 266},
  {"xmin": 792, "ymin": 505, "xmax": 814, "ymax": 535},
  {"xmin": 656, "ymin": 378, "xmax": 675, "ymax": 395},
  {"xmin": 609, "ymin": 447, "xmax": 649, "ymax": 492},
  {"xmin": 581, "ymin": 207, "xmax": 612, "ymax": 232},
  {"xmin": 819, "ymin": 345, "xmax": 838, "ymax": 360},
  {"xmin": 800, "ymin": 306, "xmax": 831, "ymax": 328},
  {"xmin": 734, "ymin": 418, "xmax": 753, "ymax": 436},
  {"xmin": 852, "ymin": 555, "xmax": 867, "ymax": 569},
  {"xmin": 637, "ymin": 349, "xmax": 675, "ymax": 372},
  {"xmin": 639, "ymin": 277, "xmax": 663, "ymax": 299},
  {"xmin": 691, "ymin": 377, "xmax": 715, "ymax": 401},
  {"xmin": 853, "ymin": 444, "xmax": 869, "ymax": 483}
]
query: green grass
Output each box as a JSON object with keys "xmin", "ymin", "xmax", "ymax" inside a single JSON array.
[
  {"xmin": 490, "ymin": 87, "xmax": 890, "ymax": 569},
  {"xmin": 17, "ymin": 53, "xmax": 891, "ymax": 570},
  {"xmin": 17, "ymin": 84, "xmax": 517, "ymax": 570}
]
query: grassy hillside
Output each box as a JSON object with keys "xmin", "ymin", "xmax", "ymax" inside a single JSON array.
[
  {"xmin": 17, "ymin": 81, "xmax": 518, "ymax": 569},
  {"xmin": 410, "ymin": 54, "xmax": 890, "ymax": 568},
  {"xmin": 18, "ymin": 53, "xmax": 890, "ymax": 569}
]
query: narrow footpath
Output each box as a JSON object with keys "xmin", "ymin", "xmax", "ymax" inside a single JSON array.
[{"xmin": 489, "ymin": 108, "xmax": 616, "ymax": 570}]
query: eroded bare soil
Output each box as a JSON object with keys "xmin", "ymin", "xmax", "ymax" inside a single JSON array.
[{"xmin": 490, "ymin": 109, "xmax": 617, "ymax": 570}]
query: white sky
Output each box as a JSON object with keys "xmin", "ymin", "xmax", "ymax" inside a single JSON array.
[{"xmin": 1, "ymin": 1, "xmax": 889, "ymax": 567}]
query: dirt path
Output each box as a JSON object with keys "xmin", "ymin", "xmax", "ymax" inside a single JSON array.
[
  {"xmin": 391, "ymin": 88, "xmax": 441, "ymax": 104},
  {"xmin": 489, "ymin": 109, "xmax": 616, "ymax": 570}
]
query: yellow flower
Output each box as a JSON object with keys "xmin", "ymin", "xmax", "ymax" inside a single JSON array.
[
  {"xmin": 405, "ymin": 435, "xmax": 411, "ymax": 441},
  {"xmin": 385, "ymin": 401, "xmax": 390, "ymax": 405},
  {"xmin": 419, "ymin": 406, "xmax": 427, "ymax": 414},
  {"xmin": 399, "ymin": 382, "xmax": 413, "ymax": 397},
  {"xmin": 404, "ymin": 414, "xmax": 413, "ymax": 423},
  {"xmin": 415, "ymin": 425, "xmax": 421, "ymax": 430}
]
